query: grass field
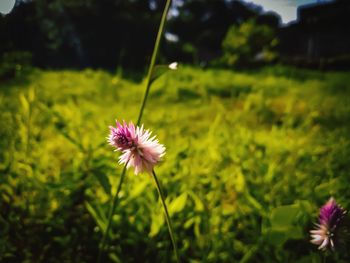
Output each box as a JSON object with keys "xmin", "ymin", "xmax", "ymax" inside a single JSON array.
[{"xmin": 1, "ymin": 66, "xmax": 350, "ymax": 262}]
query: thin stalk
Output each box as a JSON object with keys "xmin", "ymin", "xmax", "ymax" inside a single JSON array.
[
  {"xmin": 152, "ymin": 170, "xmax": 180, "ymax": 263},
  {"xmin": 137, "ymin": 0, "xmax": 172, "ymax": 126},
  {"xmin": 98, "ymin": 1, "xmax": 172, "ymax": 262},
  {"xmin": 97, "ymin": 165, "xmax": 127, "ymax": 263},
  {"xmin": 323, "ymin": 254, "xmax": 327, "ymax": 263},
  {"xmin": 26, "ymin": 98, "xmax": 32, "ymax": 156}
]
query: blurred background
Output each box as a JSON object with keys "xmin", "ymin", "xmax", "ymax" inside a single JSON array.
[
  {"xmin": 1, "ymin": 0, "xmax": 350, "ymax": 262},
  {"xmin": 1, "ymin": 0, "xmax": 350, "ymax": 73}
]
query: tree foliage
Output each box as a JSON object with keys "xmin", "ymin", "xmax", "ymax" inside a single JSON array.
[
  {"xmin": 0, "ymin": 0, "xmax": 166, "ymax": 69},
  {"xmin": 0, "ymin": 0, "xmax": 281, "ymax": 69},
  {"xmin": 221, "ymin": 19, "xmax": 278, "ymax": 67}
]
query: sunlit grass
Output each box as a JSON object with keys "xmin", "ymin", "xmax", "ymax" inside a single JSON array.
[{"xmin": 1, "ymin": 65, "xmax": 350, "ymax": 262}]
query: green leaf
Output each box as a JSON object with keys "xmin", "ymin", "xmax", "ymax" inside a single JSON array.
[
  {"xmin": 150, "ymin": 62, "xmax": 177, "ymax": 84},
  {"xmin": 270, "ymin": 204, "xmax": 300, "ymax": 227},
  {"xmin": 149, "ymin": 212, "xmax": 164, "ymax": 237},
  {"xmin": 108, "ymin": 253, "xmax": 122, "ymax": 263},
  {"xmin": 93, "ymin": 171, "xmax": 111, "ymax": 195},
  {"xmin": 264, "ymin": 162, "xmax": 276, "ymax": 183},
  {"xmin": 239, "ymin": 245, "xmax": 259, "ymax": 263},
  {"xmin": 85, "ymin": 201, "xmax": 107, "ymax": 233},
  {"xmin": 129, "ymin": 180, "xmax": 148, "ymax": 199},
  {"xmin": 19, "ymin": 93, "xmax": 29, "ymax": 113},
  {"xmin": 188, "ymin": 191, "xmax": 204, "ymax": 212},
  {"xmin": 315, "ymin": 178, "xmax": 342, "ymax": 198},
  {"xmin": 184, "ymin": 217, "xmax": 195, "ymax": 229},
  {"xmin": 28, "ymin": 88, "xmax": 35, "ymax": 102},
  {"xmin": 265, "ymin": 226, "xmax": 303, "ymax": 246},
  {"xmin": 244, "ymin": 190, "xmax": 264, "ymax": 214},
  {"xmin": 168, "ymin": 192, "xmax": 188, "ymax": 216}
]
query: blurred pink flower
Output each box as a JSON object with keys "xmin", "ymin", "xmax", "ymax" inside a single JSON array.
[
  {"xmin": 310, "ymin": 197, "xmax": 347, "ymax": 251},
  {"xmin": 108, "ymin": 120, "xmax": 165, "ymax": 174}
]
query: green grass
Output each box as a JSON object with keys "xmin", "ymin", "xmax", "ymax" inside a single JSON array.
[{"xmin": 1, "ymin": 66, "xmax": 350, "ymax": 262}]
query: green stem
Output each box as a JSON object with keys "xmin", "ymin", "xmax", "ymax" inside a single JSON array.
[
  {"xmin": 97, "ymin": 1, "xmax": 172, "ymax": 261},
  {"xmin": 323, "ymin": 253, "xmax": 327, "ymax": 263},
  {"xmin": 137, "ymin": 0, "xmax": 172, "ymax": 126},
  {"xmin": 97, "ymin": 165, "xmax": 127, "ymax": 263},
  {"xmin": 152, "ymin": 170, "xmax": 181, "ymax": 263}
]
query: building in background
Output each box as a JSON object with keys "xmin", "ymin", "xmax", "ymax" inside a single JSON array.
[{"xmin": 278, "ymin": 0, "xmax": 350, "ymax": 68}]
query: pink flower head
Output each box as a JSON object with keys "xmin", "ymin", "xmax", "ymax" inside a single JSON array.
[
  {"xmin": 108, "ymin": 120, "xmax": 166, "ymax": 175},
  {"xmin": 108, "ymin": 121, "xmax": 135, "ymax": 151},
  {"xmin": 310, "ymin": 197, "xmax": 347, "ymax": 251}
]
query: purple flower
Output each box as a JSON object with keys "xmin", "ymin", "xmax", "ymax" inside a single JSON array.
[
  {"xmin": 108, "ymin": 121, "xmax": 135, "ymax": 151},
  {"xmin": 108, "ymin": 120, "xmax": 166, "ymax": 175},
  {"xmin": 310, "ymin": 197, "xmax": 347, "ymax": 251}
]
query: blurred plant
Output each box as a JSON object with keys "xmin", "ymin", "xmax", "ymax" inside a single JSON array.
[
  {"xmin": 2, "ymin": 56, "xmax": 350, "ymax": 262},
  {"xmin": 221, "ymin": 19, "xmax": 278, "ymax": 67}
]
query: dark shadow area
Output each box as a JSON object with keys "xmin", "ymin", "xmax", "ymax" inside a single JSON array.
[{"xmin": 1, "ymin": 0, "xmax": 348, "ymax": 73}]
